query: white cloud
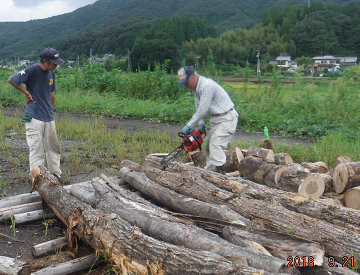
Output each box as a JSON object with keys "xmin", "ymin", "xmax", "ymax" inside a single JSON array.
[{"xmin": 0, "ymin": 0, "xmax": 95, "ymax": 22}]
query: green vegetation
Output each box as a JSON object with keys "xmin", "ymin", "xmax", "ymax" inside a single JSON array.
[{"xmin": 0, "ymin": 63, "xmax": 359, "ymax": 172}]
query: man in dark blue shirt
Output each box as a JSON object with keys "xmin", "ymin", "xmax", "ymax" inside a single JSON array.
[{"xmin": 7, "ymin": 48, "xmax": 65, "ymax": 180}]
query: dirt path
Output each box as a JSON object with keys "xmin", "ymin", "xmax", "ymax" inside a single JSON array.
[{"xmin": 1, "ymin": 106, "xmax": 311, "ymax": 146}]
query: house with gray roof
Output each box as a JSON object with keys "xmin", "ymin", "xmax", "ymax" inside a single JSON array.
[{"xmin": 339, "ymin": 56, "xmax": 358, "ymax": 68}]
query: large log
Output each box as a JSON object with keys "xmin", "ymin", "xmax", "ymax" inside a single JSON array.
[
  {"xmin": 300, "ymin": 161, "xmax": 329, "ymax": 173},
  {"xmin": 132, "ymin": 157, "xmax": 360, "ymax": 264},
  {"xmin": 238, "ymin": 156, "xmax": 276, "ymax": 186},
  {"xmin": 222, "ymin": 225, "xmax": 324, "ymax": 266},
  {"xmin": 28, "ymin": 165, "xmax": 254, "ymax": 275},
  {"xmin": 246, "ymin": 146, "xmax": 275, "ymax": 162},
  {"xmin": 238, "ymin": 156, "xmax": 326, "ymax": 198},
  {"xmin": 0, "ymin": 181, "xmax": 93, "ymax": 209},
  {"xmin": 118, "ymin": 166, "xmax": 249, "ymax": 226},
  {"xmin": 131, "ymin": 156, "xmax": 360, "ymax": 231},
  {"xmin": 333, "ymin": 162, "xmax": 360, "ymax": 194},
  {"xmin": 0, "ymin": 256, "xmax": 30, "ymax": 275},
  {"xmin": 224, "ymin": 147, "xmax": 244, "ymax": 172},
  {"xmin": 89, "ymin": 177, "xmax": 291, "ymax": 273},
  {"xmin": 277, "ymin": 164, "xmax": 313, "ymax": 192},
  {"xmin": 191, "ymin": 147, "xmax": 244, "ymax": 173}
]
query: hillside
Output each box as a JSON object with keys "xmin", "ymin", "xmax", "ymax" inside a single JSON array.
[{"xmin": 0, "ymin": 0, "xmax": 359, "ymax": 61}]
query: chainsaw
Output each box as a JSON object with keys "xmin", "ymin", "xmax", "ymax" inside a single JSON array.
[{"xmin": 160, "ymin": 130, "xmax": 206, "ymax": 165}]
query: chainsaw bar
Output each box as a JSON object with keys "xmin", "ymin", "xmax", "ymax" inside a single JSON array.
[{"xmin": 160, "ymin": 144, "xmax": 184, "ymax": 165}]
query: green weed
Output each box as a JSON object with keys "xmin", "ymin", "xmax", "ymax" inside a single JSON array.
[{"xmin": 10, "ymin": 215, "xmax": 16, "ymax": 238}]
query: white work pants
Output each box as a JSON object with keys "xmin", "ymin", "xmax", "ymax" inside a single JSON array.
[
  {"xmin": 204, "ymin": 109, "xmax": 238, "ymax": 170},
  {"xmin": 25, "ymin": 118, "xmax": 61, "ymax": 176}
]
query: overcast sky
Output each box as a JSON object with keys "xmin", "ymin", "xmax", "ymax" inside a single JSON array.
[{"xmin": 0, "ymin": 0, "xmax": 97, "ymax": 22}]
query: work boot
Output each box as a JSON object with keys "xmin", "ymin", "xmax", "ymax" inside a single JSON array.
[
  {"xmin": 52, "ymin": 173, "xmax": 70, "ymax": 185},
  {"xmin": 214, "ymin": 165, "xmax": 226, "ymax": 175}
]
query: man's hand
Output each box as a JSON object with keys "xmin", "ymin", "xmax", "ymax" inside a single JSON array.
[
  {"xmin": 26, "ymin": 93, "xmax": 35, "ymax": 104},
  {"xmin": 198, "ymin": 124, "xmax": 206, "ymax": 134},
  {"xmin": 182, "ymin": 125, "xmax": 191, "ymax": 135}
]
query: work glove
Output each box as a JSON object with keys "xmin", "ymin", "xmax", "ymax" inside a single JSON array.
[
  {"xmin": 198, "ymin": 124, "xmax": 206, "ymax": 135},
  {"xmin": 181, "ymin": 125, "xmax": 191, "ymax": 135},
  {"xmin": 21, "ymin": 114, "xmax": 32, "ymax": 123}
]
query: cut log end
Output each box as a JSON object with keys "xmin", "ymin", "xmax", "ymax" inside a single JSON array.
[
  {"xmin": 344, "ymin": 186, "xmax": 360, "ymax": 210},
  {"xmin": 333, "ymin": 163, "xmax": 350, "ymax": 194},
  {"xmin": 298, "ymin": 174, "xmax": 326, "ymax": 198}
]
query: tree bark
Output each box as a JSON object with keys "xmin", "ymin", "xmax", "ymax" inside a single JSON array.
[
  {"xmin": 246, "ymin": 146, "xmax": 275, "ymax": 162},
  {"xmin": 0, "ymin": 180, "xmax": 93, "ymax": 209},
  {"xmin": 224, "ymin": 147, "xmax": 244, "ymax": 172},
  {"xmin": 333, "ymin": 162, "xmax": 360, "ymax": 194},
  {"xmin": 130, "ymin": 157, "xmax": 360, "ymax": 263},
  {"xmin": 191, "ymin": 150, "xmax": 207, "ymax": 168},
  {"xmin": 0, "ymin": 256, "xmax": 30, "ymax": 275},
  {"xmin": 0, "ymin": 192, "xmax": 41, "ymax": 209},
  {"xmin": 274, "ymin": 153, "xmax": 293, "ymax": 165},
  {"xmin": 238, "ymin": 156, "xmax": 277, "ymax": 186},
  {"xmin": 14, "ymin": 209, "xmax": 54, "ymax": 224},
  {"xmin": 0, "ymin": 202, "xmax": 43, "ymax": 222},
  {"xmin": 334, "ymin": 156, "xmax": 353, "ymax": 167},
  {"xmin": 28, "ymin": 165, "xmax": 248, "ymax": 275},
  {"xmin": 260, "ymin": 139, "xmax": 273, "ymax": 149},
  {"xmin": 87, "ymin": 177, "xmax": 289, "ymax": 274},
  {"xmin": 31, "ymin": 254, "xmax": 97, "ymax": 275},
  {"xmin": 222, "ymin": 225, "xmax": 324, "ymax": 266},
  {"xmin": 138, "ymin": 156, "xmax": 360, "ymax": 230},
  {"xmin": 118, "ymin": 166, "xmax": 249, "ymax": 226},
  {"xmin": 191, "ymin": 147, "xmax": 244, "ymax": 173},
  {"xmin": 31, "ymin": 237, "xmax": 69, "ymax": 258},
  {"xmin": 300, "ymin": 162, "xmax": 329, "ymax": 174},
  {"xmin": 238, "ymin": 156, "xmax": 326, "ymax": 197}
]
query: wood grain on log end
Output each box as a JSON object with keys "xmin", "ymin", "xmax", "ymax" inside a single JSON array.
[
  {"xmin": 298, "ymin": 174, "xmax": 326, "ymax": 198},
  {"xmin": 333, "ymin": 163, "xmax": 350, "ymax": 194},
  {"xmin": 344, "ymin": 186, "xmax": 360, "ymax": 210}
]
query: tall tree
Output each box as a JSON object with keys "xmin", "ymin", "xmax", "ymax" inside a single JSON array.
[{"xmin": 131, "ymin": 29, "xmax": 180, "ymax": 72}]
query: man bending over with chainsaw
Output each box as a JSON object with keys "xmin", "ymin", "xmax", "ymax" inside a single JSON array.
[{"xmin": 178, "ymin": 66, "xmax": 238, "ymax": 175}]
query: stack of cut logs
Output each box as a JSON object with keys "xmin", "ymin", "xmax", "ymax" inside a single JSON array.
[{"xmin": 1, "ymin": 146, "xmax": 360, "ymax": 274}]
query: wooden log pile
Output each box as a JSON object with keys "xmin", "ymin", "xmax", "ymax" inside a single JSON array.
[{"xmin": 2, "ymin": 145, "xmax": 360, "ymax": 274}]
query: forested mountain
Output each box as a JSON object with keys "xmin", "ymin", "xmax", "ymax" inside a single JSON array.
[
  {"xmin": 1, "ymin": 0, "xmax": 360, "ymax": 70},
  {"xmin": 1, "ymin": 0, "xmax": 359, "ymax": 62}
]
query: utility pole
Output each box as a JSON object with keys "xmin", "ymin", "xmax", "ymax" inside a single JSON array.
[
  {"xmin": 127, "ymin": 49, "xmax": 131, "ymax": 72},
  {"xmin": 256, "ymin": 50, "xmax": 260, "ymax": 76},
  {"xmin": 90, "ymin": 49, "xmax": 93, "ymax": 63},
  {"xmin": 195, "ymin": 56, "xmax": 200, "ymax": 70}
]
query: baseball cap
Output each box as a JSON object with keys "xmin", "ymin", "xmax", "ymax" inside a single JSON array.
[
  {"xmin": 178, "ymin": 66, "xmax": 195, "ymax": 87},
  {"xmin": 40, "ymin": 48, "xmax": 65, "ymax": 65}
]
